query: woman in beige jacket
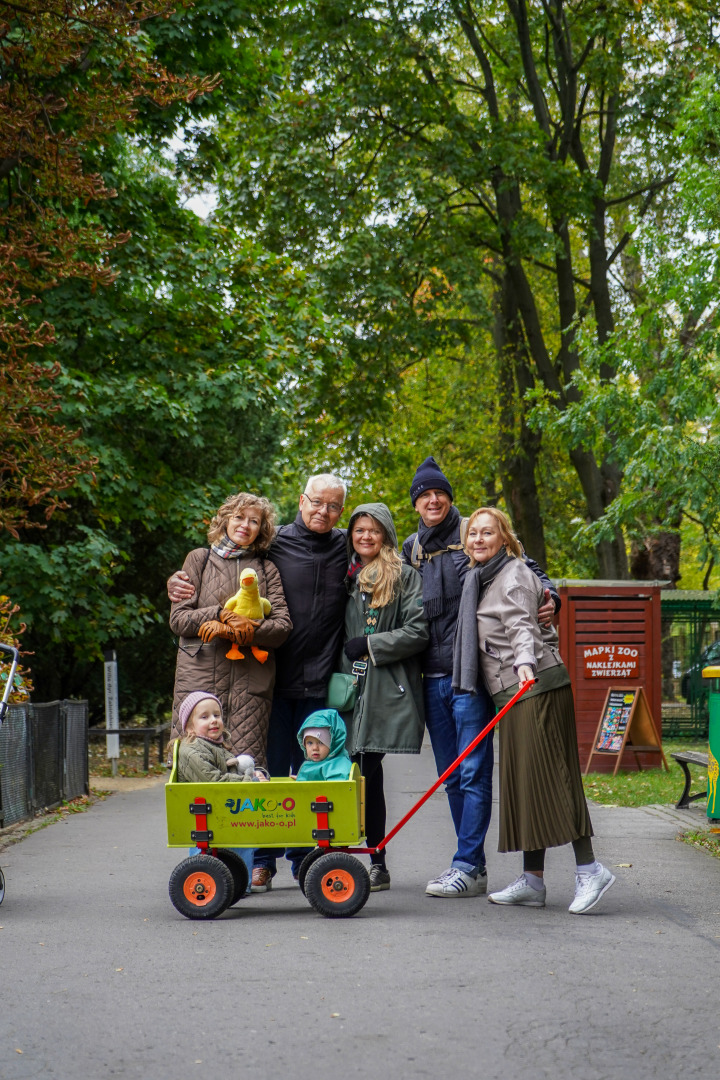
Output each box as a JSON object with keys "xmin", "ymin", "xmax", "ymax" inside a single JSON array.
[
  {"xmin": 170, "ymin": 492, "xmax": 292, "ymax": 767},
  {"xmin": 453, "ymin": 507, "xmax": 615, "ymax": 915}
]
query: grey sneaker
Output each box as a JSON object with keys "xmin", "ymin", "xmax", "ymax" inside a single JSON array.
[
  {"xmin": 426, "ymin": 868, "xmax": 485, "ymax": 897},
  {"xmin": 568, "ymin": 865, "xmax": 615, "ymax": 914},
  {"xmin": 488, "ymin": 874, "xmax": 546, "ymax": 907},
  {"xmin": 369, "ymin": 865, "xmax": 391, "ymax": 892}
]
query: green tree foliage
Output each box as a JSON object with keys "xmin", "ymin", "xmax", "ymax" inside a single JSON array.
[
  {"xmin": 531, "ymin": 68, "xmax": 720, "ymax": 586},
  {"xmin": 2, "ymin": 144, "xmax": 335, "ymax": 720},
  {"xmin": 0, "ymin": 3, "xmax": 336, "ymax": 719},
  {"xmin": 0, "ymin": 0, "xmax": 216, "ymax": 699},
  {"xmin": 0, "ymin": 0, "xmax": 221, "ymax": 535},
  {"xmin": 214, "ymin": 0, "xmax": 720, "ymax": 578}
]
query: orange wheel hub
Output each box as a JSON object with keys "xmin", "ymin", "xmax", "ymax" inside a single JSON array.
[
  {"xmin": 320, "ymin": 869, "xmax": 356, "ymax": 903},
  {"xmin": 183, "ymin": 871, "xmax": 217, "ymax": 906}
]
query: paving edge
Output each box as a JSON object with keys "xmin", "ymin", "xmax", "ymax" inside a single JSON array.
[{"xmin": 0, "ymin": 789, "xmax": 113, "ymax": 855}]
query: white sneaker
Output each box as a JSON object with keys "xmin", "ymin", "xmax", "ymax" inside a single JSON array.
[
  {"xmin": 568, "ymin": 864, "xmax": 616, "ymax": 914},
  {"xmin": 426, "ymin": 867, "xmax": 454, "ymax": 889},
  {"xmin": 426, "ymin": 868, "xmax": 486, "ymax": 897},
  {"xmin": 488, "ymin": 874, "xmax": 546, "ymax": 907}
]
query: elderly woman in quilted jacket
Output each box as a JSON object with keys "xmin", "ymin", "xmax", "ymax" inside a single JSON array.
[{"xmin": 169, "ymin": 492, "xmax": 292, "ymax": 767}]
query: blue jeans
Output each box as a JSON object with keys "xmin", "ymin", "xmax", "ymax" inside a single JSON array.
[
  {"xmin": 254, "ymin": 695, "xmax": 325, "ymax": 876},
  {"xmin": 424, "ymin": 676, "xmax": 494, "ymax": 874}
]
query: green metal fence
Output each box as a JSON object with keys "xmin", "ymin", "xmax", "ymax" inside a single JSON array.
[{"xmin": 661, "ymin": 591, "xmax": 720, "ymax": 738}]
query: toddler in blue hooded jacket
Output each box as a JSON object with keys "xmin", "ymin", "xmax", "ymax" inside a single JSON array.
[{"xmin": 296, "ymin": 709, "xmax": 353, "ymax": 782}]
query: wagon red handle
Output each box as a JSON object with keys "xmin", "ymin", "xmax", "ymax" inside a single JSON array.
[{"xmin": 373, "ymin": 679, "xmax": 536, "ymax": 855}]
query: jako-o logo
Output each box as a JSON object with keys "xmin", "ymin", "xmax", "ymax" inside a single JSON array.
[{"xmin": 225, "ymin": 796, "xmax": 295, "ymax": 815}]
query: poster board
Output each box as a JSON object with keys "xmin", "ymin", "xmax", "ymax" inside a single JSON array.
[{"xmin": 584, "ymin": 686, "xmax": 668, "ymax": 777}]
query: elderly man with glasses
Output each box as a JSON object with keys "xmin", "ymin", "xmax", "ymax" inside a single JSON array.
[{"xmin": 167, "ymin": 473, "xmax": 348, "ymax": 890}]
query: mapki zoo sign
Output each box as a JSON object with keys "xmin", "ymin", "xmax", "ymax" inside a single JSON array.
[{"xmin": 583, "ymin": 643, "xmax": 639, "ymax": 679}]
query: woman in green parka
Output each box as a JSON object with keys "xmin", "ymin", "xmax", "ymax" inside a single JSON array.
[{"xmin": 339, "ymin": 502, "xmax": 429, "ymax": 891}]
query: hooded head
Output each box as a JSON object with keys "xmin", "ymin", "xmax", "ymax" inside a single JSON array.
[
  {"xmin": 345, "ymin": 502, "xmax": 398, "ymax": 564},
  {"xmin": 296, "ymin": 709, "xmax": 352, "ymax": 782}
]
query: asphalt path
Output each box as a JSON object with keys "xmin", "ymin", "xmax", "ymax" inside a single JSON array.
[{"xmin": 1, "ymin": 742, "xmax": 719, "ymax": 1080}]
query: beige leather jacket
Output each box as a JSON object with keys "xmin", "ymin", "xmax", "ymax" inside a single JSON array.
[{"xmin": 476, "ymin": 558, "xmax": 565, "ymax": 697}]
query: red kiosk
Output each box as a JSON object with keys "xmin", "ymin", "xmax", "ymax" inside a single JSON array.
[{"xmin": 556, "ymin": 579, "xmax": 666, "ymax": 774}]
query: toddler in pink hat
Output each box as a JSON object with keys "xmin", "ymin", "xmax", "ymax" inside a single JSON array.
[{"xmin": 175, "ymin": 691, "xmax": 267, "ymax": 783}]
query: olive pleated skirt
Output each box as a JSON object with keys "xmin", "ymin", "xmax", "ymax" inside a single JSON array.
[{"xmin": 498, "ymin": 684, "xmax": 593, "ymax": 853}]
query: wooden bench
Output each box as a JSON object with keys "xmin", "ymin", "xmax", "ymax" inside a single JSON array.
[
  {"xmin": 88, "ymin": 723, "xmax": 170, "ymax": 771},
  {"xmin": 671, "ymin": 751, "xmax": 708, "ymax": 809}
]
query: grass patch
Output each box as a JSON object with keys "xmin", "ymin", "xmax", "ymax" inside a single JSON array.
[
  {"xmin": 681, "ymin": 829, "xmax": 720, "ymax": 859},
  {"xmin": 583, "ymin": 738, "xmax": 707, "ymax": 807}
]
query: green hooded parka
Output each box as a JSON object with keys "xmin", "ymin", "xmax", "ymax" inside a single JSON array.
[
  {"xmin": 296, "ymin": 709, "xmax": 353, "ymax": 782},
  {"xmin": 339, "ymin": 503, "xmax": 429, "ymax": 755}
]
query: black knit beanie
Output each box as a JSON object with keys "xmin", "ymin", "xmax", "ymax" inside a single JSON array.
[{"xmin": 409, "ymin": 456, "xmax": 454, "ymax": 506}]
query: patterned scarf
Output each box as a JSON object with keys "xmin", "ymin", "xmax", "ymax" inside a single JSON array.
[
  {"xmin": 346, "ymin": 551, "xmax": 364, "ymax": 582},
  {"xmin": 211, "ymin": 533, "xmax": 251, "ymax": 560}
]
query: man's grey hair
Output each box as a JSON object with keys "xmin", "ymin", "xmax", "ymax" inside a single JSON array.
[{"xmin": 304, "ymin": 473, "xmax": 347, "ymax": 502}]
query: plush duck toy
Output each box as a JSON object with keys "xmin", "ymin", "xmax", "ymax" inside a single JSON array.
[{"xmin": 223, "ymin": 568, "xmax": 271, "ymax": 664}]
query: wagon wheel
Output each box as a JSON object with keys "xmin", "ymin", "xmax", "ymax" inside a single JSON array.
[
  {"xmin": 215, "ymin": 849, "xmax": 250, "ymax": 906},
  {"xmin": 304, "ymin": 852, "xmax": 370, "ymax": 918},
  {"xmin": 297, "ymin": 848, "xmax": 328, "ymax": 896},
  {"xmin": 168, "ymin": 855, "xmax": 233, "ymax": 920},
  {"xmin": 0, "ymin": 866, "xmax": 5, "ymax": 906}
]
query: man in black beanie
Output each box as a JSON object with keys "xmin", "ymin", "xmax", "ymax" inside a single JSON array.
[{"xmin": 401, "ymin": 456, "xmax": 559, "ymax": 897}]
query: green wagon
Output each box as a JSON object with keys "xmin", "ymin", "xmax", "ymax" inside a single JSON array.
[
  {"xmin": 166, "ymin": 740, "xmax": 369, "ymax": 918},
  {"xmin": 166, "ymin": 682, "xmax": 532, "ymax": 920}
]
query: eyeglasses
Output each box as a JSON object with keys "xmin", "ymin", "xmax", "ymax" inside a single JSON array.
[
  {"xmin": 304, "ymin": 497, "xmax": 343, "ymax": 514},
  {"xmin": 353, "ymin": 527, "xmax": 383, "ymax": 537}
]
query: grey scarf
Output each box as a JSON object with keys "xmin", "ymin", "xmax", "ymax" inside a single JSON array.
[{"xmin": 452, "ymin": 549, "xmax": 513, "ymax": 694}]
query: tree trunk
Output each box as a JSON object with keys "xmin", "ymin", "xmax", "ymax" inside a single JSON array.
[{"xmin": 494, "ymin": 271, "xmax": 547, "ymax": 567}]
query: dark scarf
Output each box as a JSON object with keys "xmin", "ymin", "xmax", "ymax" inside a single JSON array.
[
  {"xmin": 452, "ymin": 549, "xmax": 513, "ymax": 694},
  {"xmin": 417, "ymin": 505, "xmax": 464, "ymax": 620}
]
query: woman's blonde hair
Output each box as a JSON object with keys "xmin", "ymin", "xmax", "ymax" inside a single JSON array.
[
  {"xmin": 354, "ymin": 516, "xmax": 403, "ymax": 608},
  {"xmin": 465, "ymin": 507, "xmax": 523, "ymax": 565},
  {"xmin": 207, "ymin": 492, "xmax": 277, "ymax": 554}
]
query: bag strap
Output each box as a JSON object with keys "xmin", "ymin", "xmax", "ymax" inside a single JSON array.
[
  {"xmin": 412, "ymin": 518, "xmax": 469, "ymax": 565},
  {"xmin": 200, "ymin": 546, "xmax": 211, "ymax": 576},
  {"xmin": 410, "ymin": 533, "xmax": 422, "ymax": 569}
]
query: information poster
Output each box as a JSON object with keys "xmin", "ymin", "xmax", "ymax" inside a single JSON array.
[
  {"xmin": 584, "ymin": 686, "xmax": 668, "ymax": 776},
  {"xmin": 595, "ymin": 689, "xmax": 637, "ymax": 752}
]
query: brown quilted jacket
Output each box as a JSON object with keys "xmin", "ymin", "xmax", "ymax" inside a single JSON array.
[{"xmin": 169, "ymin": 549, "xmax": 292, "ymax": 766}]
